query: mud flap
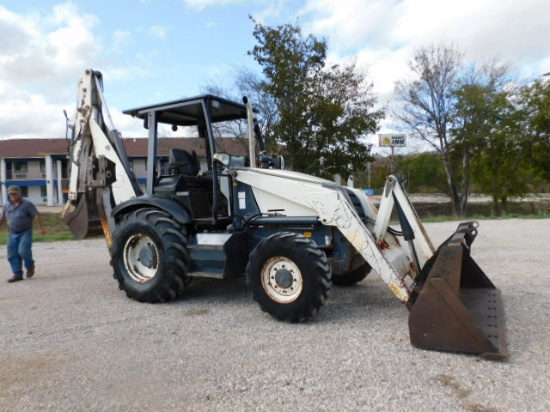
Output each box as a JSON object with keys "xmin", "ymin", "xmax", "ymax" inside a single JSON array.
[{"xmin": 408, "ymin": 222, "xmax": 507, "ymax": 359}]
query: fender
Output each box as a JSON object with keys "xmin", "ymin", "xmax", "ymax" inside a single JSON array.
[{"xmin": 111, "ymin": 195, "xmax": 192, "ymax": 224}]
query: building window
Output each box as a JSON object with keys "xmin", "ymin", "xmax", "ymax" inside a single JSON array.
[
  {"xmin": 41, "ymin": 186, "xmax": 47, "ymax": 197},
  {"xmin": 21, "ymin": 187, "xmax": 28, "ymax": 197},
  {"xmin": 14, "ymin": 161, "xmax": 28, "ymax": 173},
  {"xmin": 61, "ymin": 160, "xmax": 69, "ymax": 178},
  {"xmin": 40, "ymin": 161, "xmax": 46, "ymax": 173}
]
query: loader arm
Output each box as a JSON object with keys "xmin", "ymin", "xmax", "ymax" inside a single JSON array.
[
  {"xmin": 62, "ymin": 69, "xmax": 140, "ymax": 243},
  {"xmin": 307, "ymin": 189, "xmax": 416, "ymax": 302}
]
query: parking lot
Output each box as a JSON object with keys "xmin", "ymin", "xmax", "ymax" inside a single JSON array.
[{"xmin": 1, "ymin": 219, "xmax": 549, "ymax": 411}]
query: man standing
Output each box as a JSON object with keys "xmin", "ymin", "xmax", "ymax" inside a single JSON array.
[{"xmin": 0, "ymin": 186, "xmax": 46, "ymax": 283}]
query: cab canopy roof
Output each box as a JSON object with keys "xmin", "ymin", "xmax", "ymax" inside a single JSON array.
[{"xmin": 123, "ymin": 95, "xmax": 247, "ymax": 127}]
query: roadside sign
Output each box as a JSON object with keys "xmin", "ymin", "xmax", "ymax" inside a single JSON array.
[{"xmin": 378, "ymin": 134, "xmax": 407, "ymax": 147}]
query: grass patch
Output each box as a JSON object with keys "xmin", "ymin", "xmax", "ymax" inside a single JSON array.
[{"xmin": 0, "ymin": 212, "xmax": 79, "ymax": 245}]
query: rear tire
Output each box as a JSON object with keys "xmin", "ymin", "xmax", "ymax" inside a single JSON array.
[
  {"xmin": 111, "ymin": 208, "xmax": 190, "ymax": 303},
  {"xmin": 332, "ymin": 263, "xmax": 371, "ymax": 286},
  {"xmin": 246, "ymin": 232, "xmax": 331, "ymax": 322}
]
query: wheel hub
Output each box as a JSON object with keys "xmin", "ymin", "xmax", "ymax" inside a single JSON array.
[
  {"xmin": 138, "ymin": 244, "xmax": 158, "ymax": 268},
  {"xmin": 261, "ymin": 257, "xmax": 303, "ymax": 304},
  {"xmin": 124, "ymin": 234, "xmax": 160, "ymax": 283},
  {"xmin": 274, "ymin": 268, "xmax": 293, "ymax": 289}
]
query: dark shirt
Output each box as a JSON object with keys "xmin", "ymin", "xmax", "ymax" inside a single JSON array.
[{"xmin": 2, "ymin": 199, "xmax": 39, "ymax": 233}]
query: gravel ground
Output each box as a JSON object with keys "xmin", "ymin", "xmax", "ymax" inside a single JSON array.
[{"xmin": 1, "ymin": 219, "xmax": 549, "ymax": 412}]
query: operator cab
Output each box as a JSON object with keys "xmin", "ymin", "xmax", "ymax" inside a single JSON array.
[{"xmin": 123, "ymin": 95, "xmax": 257, "ymax": 229}]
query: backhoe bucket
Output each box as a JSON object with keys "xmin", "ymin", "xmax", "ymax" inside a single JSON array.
[
  {"xmin": 408, "ymin": 222, "xmax": 507, "ymax": 359},
  {"xmin": 61, "ymin": 194, "xmax": 103, "ymax": 239}
]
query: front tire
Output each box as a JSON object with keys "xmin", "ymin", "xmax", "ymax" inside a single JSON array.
[
  {"xmin": 111, "ymin": 208, "xmax": 190, "ymax": 303},
  {"xmin": 246, "ymin": 232, "xmax": 331, "ymax": 322}
]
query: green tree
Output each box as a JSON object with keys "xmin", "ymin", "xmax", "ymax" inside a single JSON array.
[
  {"xmin": 398, "ymin": 152, "xmax": 447, "ymax": 193},
  {"xmin": 461, "ymin": 76, "xmax": 545, "ymax": 215},
  {"xmin": 249, "ymin": 18, "xmax": 383, "ymax": 179},
  {"xmin": 518, "ymin": 78, "xmax": 550, "ymax": 183},
  {"xmin": 354, "ymin": 155, "xmax": 390, "ymax": 191},
  {"xmin": 470, "ymin": 111, "xmax": 530, "ymax": 215},
  {"xmin": 354, "ymin": 152, "xmax": 446, "ymax": 193},
  {"xmin": 450, "ymin": 61, "xmax": 513, "ymax": 214}
]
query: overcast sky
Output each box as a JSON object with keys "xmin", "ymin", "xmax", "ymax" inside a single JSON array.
[{"xmin": 1, "ymin": 0, "xmax": 549, "ymax": 143}]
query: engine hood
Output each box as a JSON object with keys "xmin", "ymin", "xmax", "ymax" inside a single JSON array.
[{"xmin": 234, "ymin": 167, "xmax": 341, "ymax": 188}]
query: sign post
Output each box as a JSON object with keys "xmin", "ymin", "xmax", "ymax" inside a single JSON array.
[{"xmin": 378, "ymin": 134, "xmax": 407, "ymax": 173}]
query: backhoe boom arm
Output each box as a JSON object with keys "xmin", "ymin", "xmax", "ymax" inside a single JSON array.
[{"xmin": 62, "ymin": 69, "xmax": 140, "ymax": 242}]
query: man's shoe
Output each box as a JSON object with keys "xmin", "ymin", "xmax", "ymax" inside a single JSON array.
[
  {"xmin": 26, "ymin": 267, "xmax": 35, "ymax": 278},
  {"xmin": 7, "ymin": 276, "xmax": 23, "ymax": 283}
]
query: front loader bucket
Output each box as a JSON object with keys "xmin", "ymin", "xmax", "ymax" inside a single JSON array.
[{"xmin": 408, "ymin": 222, "xmax": 507, "ymax": 359}]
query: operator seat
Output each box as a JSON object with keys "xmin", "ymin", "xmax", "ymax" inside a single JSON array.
[
  {"xmin": 164, "ymin": 148, "xmax": 217, "ymax": 220},
  {"xmin": 169, "ymin": 149, "xmax": 200, "ymax": 176}
]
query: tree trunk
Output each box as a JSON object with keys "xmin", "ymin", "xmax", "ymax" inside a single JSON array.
[
  {"xmin": 459, "ymin": 144, "xmax": 471, "ymax": 216},
  {"xmin": 441, "ymin": 144, "xmax": 462, "ymax": 216},
  {"xmin": 501, "ymin": 196, "xmax": 508, "ymax": 214},
  {"xmin": 492, "ymin": 196, "xmax": 501, "ymax": 216}
]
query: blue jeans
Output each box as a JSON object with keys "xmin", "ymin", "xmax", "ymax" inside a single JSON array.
[{"xmin": 7, "ymin": 229, "xmax": 34, "ymax": 278}]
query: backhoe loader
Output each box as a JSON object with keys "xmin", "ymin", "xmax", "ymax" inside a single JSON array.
[{"xmin": 62, "ymin": 69, "xmax": 507, "ymax": 359}]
